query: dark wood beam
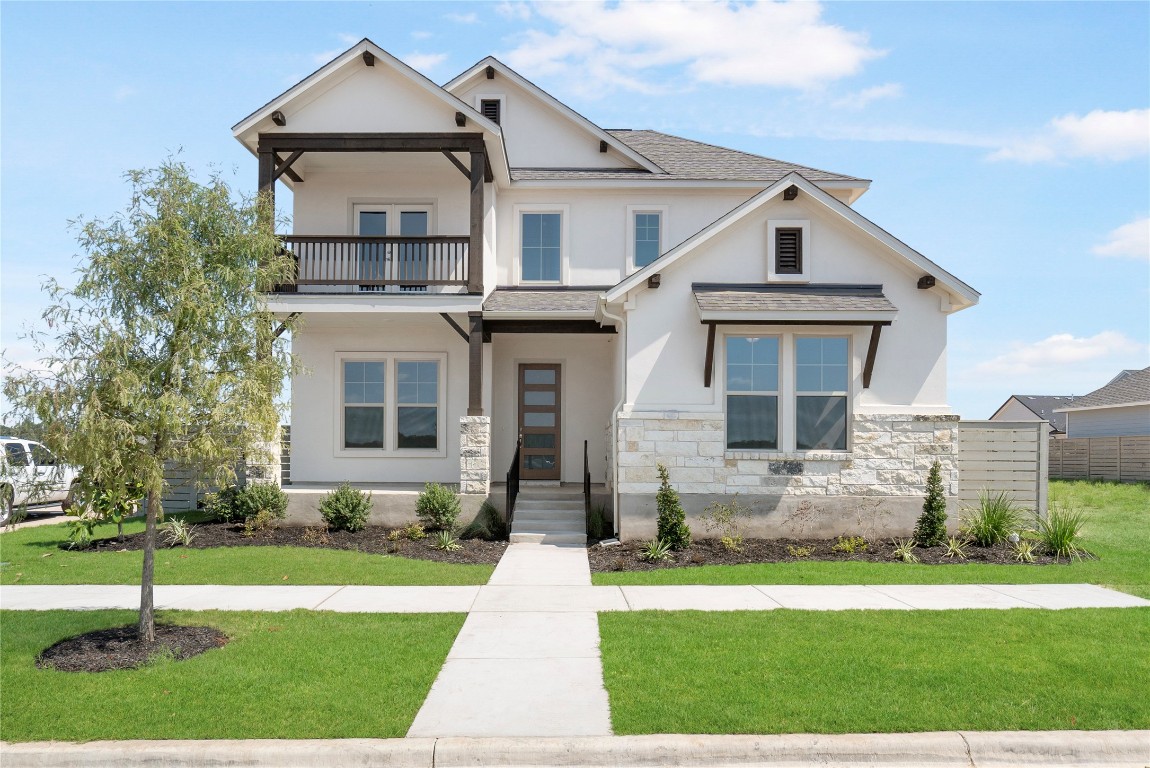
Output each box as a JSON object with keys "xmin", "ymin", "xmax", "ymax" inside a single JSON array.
[
  {"xmin": 468, "ymin": 312, "xmax": 484, "ymax": 416},
  {"xmin": 442, "ymin": 150, "xmax": 470, "ymax": 179},
  {"xmin": 258, "ymin": 132, "xmax": 487, "ymax": 153},
  {"xmin": 362, "ymin": 51, "xmax": 375, "ymax": 67},
  {"xmin": 272, "ymin": 150, "xmax": 305, "ymax": 182},
  {"xmin": 703, "ymin": 323, "xmax": 717, "ymax": 388},
  {"xmin": 485, "ymin": 65, "xmax": 495, "ymax": 79},
  {"xmin": 468, "ymin": 150, "xmax": 486, "ymax": 295},
  {"xmin": 257, "ymin": 150, "xmax": 275, "ymax": 227},
  {"xmin": 440, "ymin": 313, "xmax": 469, "ymax": 342},
  {"xmin": 783, "ymin": 185, "xmax": 799, "ymax": 200},
  {"xmin": 271, "ymin": 111, "xmax": 287, "ymax": 127},
  {"xmin": 599, "ymin": 140, "xmax": 608, "ymax": 153},
  {"xmin": 272, "ymin": 312, "xmax": 301, "ymax": 339},
  {"xmin": 917, "ymin": 275, "xmax": 936, "ymax": 289},
  {"xmin": 455, "ymin": 111, "xmax": 467, "ymax": 127},
  {"xmin": 482, "ymin": 320, "xmax": 616, "ymax": 335},
  {"xmin": 863, "ymin": 323, "xmax": 883, "ymax": 389}
]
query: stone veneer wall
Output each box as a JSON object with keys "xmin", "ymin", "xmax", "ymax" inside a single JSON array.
[
  {"xmin": 459, "ymin": 416, "xmax": 491, "ymax": 495},
  {"xmin": 614, "ymin": 412, "xmax": 960, "ymax": 540}
]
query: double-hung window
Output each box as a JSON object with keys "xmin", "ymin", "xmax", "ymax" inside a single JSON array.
[
  {"xmin": 725, "ymin": 337, "xmax": 779, "ymax": 449},
  {"xmin": 397, "ymin": 361, "xmax": 439, "ymax": 449},
  {"xmin": 795, "ymin": 337, "xmax": 849, "ymax": 450},
  {"xmin": 520, "ymin": 212, "xmax": 562, "ymax": 282},
  {"xmin": 343, "ymin": 361, "xmax": 387, "ymax": 449}
]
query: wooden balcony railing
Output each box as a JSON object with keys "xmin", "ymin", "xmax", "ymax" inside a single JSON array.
[{"xmin": 279, "ymin": 235, "xmax": 469, "ymax": 287}]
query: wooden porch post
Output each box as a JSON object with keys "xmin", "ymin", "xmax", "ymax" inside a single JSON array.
[
  {"xmin": 468, "ymin": 311, "xmax": 484, "ymax": 416},
  {"xmin": 468, "ymin": 150, "xmax": 485, "ymax": 294},
  {"xmin": 257, "ymin": 149, "xmax": 276, "ymax": 229}
]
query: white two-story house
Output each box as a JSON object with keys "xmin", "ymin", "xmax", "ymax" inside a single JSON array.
[{"xmin": 234, "ymin": 39, "xmax": 979, "ymax": 540}]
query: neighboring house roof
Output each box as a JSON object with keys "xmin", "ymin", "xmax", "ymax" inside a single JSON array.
[
  {"xmin": 603, "ymin": 172, "xmax": 979, "ymax": 312},
  {"xmin": 511, "ymin": 130, "xmax": 867, "ymax": 186},
  {"xmin": 992, "ymin": 395, "xmax": 1078, "ymax": 433},
  {"xmin": 693, "ymin": 284, "xmax": 898, "ymax": 323},
  {"xmin": 483, "ymin": 287, "xmax": 605, "ymax": 318},
  {"xmin": 1056, "ymin": 367, "xmax": 1150, "ymax": 412}
]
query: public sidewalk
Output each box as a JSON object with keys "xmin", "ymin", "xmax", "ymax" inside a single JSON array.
[{"xmin": 2, "ymin": 580, "xmax": 1147, "ymax": 613}]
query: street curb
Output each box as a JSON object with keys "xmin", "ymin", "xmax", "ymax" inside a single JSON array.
[{"xmin": 2, "ymin": 731, "xmax": 1147, "ymax": 767}]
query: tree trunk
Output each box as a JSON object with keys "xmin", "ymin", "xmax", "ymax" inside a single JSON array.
[
  {"xmin": 118, "ymin": 519, "xmax": 124, "ymax": 543},
  {"xmin": 139, "ymin": 487, "xmax": 160, "ymax": 642}
]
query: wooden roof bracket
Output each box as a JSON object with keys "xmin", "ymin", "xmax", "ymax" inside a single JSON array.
[
  {"xmin": 863, "ymin": 323, "xmax": 883, "ymax": 389},
  {"xmin": 703, "ymin": 322, "xmax": 716, "ymax": 388},
  {"xmin": 440, "ymin": 313, "xmax": 470, "ymax": 343}
]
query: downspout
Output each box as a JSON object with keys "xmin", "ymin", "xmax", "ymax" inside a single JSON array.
[{"xmin": 599, "ymin": 298, "xmax": 626, "ymax": 538}]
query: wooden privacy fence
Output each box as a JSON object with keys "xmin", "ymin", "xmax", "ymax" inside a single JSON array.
[
  {"xmin": 1049, "ymin": 436, "xmax": 1150, "ymax": 482},
  {"xmin": 956, "ymin": 420, "xmax": 1049, "ymax": 515}
]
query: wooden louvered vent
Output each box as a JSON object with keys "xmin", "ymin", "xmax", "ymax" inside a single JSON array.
[
  {"xmin": 480, "ymin": 99, "xmax": 501, "ymax": 125},
  {"xmin": 775, "ymin": 228, "xmax": 802, "ymax": 274}
]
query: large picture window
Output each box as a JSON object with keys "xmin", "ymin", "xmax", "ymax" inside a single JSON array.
[
  {"xmin": 521, "ymin": 212, "xmax": 561, "ymax": 282},
  {"xmin": 340, "ymin": 356, "xmax": 443, "ymax": 452},
  {"xmin": 343, "ymin": 361, "xmax": 386, "ymax": 449},
  {"xmin": 795, "ymin": 337, "xmax": 849, "ymax": 451},
  {"xmin": 725, "ymin": 336, "xmax": 779, "ymax": 450}
]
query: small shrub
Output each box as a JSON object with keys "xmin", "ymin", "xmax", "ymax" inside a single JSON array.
[
  {"xmin": 65, "ymin": 513, "xmax": 99, "ymax": 550},
  {"xmin": 612, "ymin": 557, "xmax": 626, "ymax": 571},
  {"xmin": 787, "ymin": 544, "xmax": 814, "ymax": 559},
  {"xmin": 242, "ymin": 508, "xmax": 278, "ymax": 536},
  {"xmin": 1035, "ymin": 502, "xmax": 1090, "ymax": 560},
  {"xmin": 202, "ymin": 486, "xmax": 242, "ymax": 523},
  {"xmin": 163, "ymin": 519, "xmax": 198, "ymax": 548},
  {"xmin": 891, "ymin": 538, "xmax": 919, "ymax": 564},
  {"xmin": 433, "ymin": 529, "xmax": 462, "ymax": 552},
  {"xmin": 587, "ymin": 503, "xmax": 611, "ymax": 540},
  {"xmin": 1012, "ymin": 538, "xmax": 1037, "ymax": 563},
  {"xmin": 416, "ymin": 483, "xmax": 461, "ymax": 532},
  {"xmin": 913, "ymin": 460, "xmax": 948, "ymax": 547},
  {"xmin": 831, "ymin": 535, "xmax": 868, "ymax": 554},
  {"xmin": 319, "ymin": 482, "xmax": 372, "ymax": 532},
  {"xmin": 235, "ymin": 483, "xmax": 288, "ymax": 521},
  {"xmin": 961, "ymin": 490, "xmax": 1022, "ymax": 546},
  {"xmin": 639, "ymin": 537, "xmax": 674, "ymax": 562},
  {"xmin": 701, "ymin": 496, "xmax": 750, "ymax": 550},
  {"xmin": 301, "ymin": 527, "xmax": 332, "ymax": 546},
  {"xmin": 460, "ymin": 501, "xmax": 507, "ymax": 541},
  {"xmin": 403, "ymin": 521, "xmax": 427, "ymax": 540},
  {"xmin": 655, "ymin": 464, "xmax": 691, "ymax": 550},
  {"xmin": 689, "ymin": 551, "xmax": 706, "ymax": 564},
  {"xmin": 943, "ymin": 536, "xmax": 969, "ymax": 560}
]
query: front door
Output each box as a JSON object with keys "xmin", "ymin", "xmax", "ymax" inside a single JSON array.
[{"xmin": 518, "ymin": 364, "xmax": 561, "ymax": 480}]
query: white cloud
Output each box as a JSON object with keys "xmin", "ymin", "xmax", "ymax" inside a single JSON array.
[
  {"xmin": 831, "ymin": 83, "xmax": 903, "ymax": 110},
  {"xmin": 496, "ymin": 2, "xmax": 532, "ymax": 21},
  {"xmin": 989, "ymin": 108, "xmax": 1150, "ymax": 163},
  {"xmin": 1092, "ymin": 216, "xmax": 1150, "ymax": 260},
  {"xmin": 499, "ymin": 0, "xmax": 882, "ymax": 95},
  {"xmin": 311, "ymin": 48, "xmax": 345, "ymax": 66},
  {"xmin": 411, "ymin": 30, "xmax": 433, "ymax": 40},
  {"xmin": 336, "ymin": 33, "xmax": 361, "ymax": 45},
  {"xmin": 113, "ymin": 85, "xmax": 136, "ymax": 103},
  {"xmin": 445, "ymin": 12, "xmax": 478, "ymax": 24},
  {"xmin": 971, "ymin": 331, "xmax": 1146, "ymax": 379},
  {"xmin": 402, "ymin": 52, "xmax": 449, "ymax": 73}
]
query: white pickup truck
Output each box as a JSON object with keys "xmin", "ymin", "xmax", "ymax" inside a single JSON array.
[{"xmin": 0, "ymin": 437, "xmax": 80, "ymax": 524}]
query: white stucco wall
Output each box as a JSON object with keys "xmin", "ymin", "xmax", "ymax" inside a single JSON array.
[
  {"xmin": 490, "ymin": 333, "xmax": 618, "ymax": 484},
  {"xmin": 1065, "ymin": 405, "xmax": 1150, "ymax": 437},
  {"xmin": 619, "ymin": 194, "xmax": 950, "ymax": 413},
  {"xmin": 290, "ymin": 313, "xmax": 490, "ymax": 483},
  {"xmin": 992, "ymin": 398, "xmax": 1041, "ymax": 422}
]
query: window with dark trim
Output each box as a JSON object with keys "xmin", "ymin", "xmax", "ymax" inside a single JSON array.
[
  {"xmin": 480, "ymin": 99, "xmax": 501, "ymax": 125},
  {"xmin": 775, "ymin": 227, "xmax": 802, "ymax": 274}
]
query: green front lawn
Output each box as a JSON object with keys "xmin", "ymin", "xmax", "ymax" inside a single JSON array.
[
  {"xmin": 600, "ymin": 608, "xmax": 1150, "ymax": 735},
  {"xmin": 594, "ymin": 481, "xmax": 1150, "ymax": 597},
  {"xmin": 0, "ymin": 520, "xmax": 493, "ymax": 586},
  {"xmin": 0, "ymin": 609, "xmax": 463, "ymax": 742}
]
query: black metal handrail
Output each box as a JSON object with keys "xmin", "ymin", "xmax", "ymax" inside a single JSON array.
[
  {"xmin": 506, "ymin": 434, "xmax": 522, "ymax": 531},
  {"xmin": 583, "ymin": 439, "xmax": 591, "ymax": 531},
  {"xmin": 279, "ymin": 235, "xmax": 469, "ymax": 286}
]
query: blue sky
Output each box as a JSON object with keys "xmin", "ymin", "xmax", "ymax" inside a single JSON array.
[{"xmin": 2, "ymin": 1, "xmax": 1147, "ymax": 419}]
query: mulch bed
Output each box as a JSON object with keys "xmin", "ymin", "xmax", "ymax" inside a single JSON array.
[
  {"xmin": 38, "ymin": 624, "xmax": 229, "ymax": 673},
  {"xmin": 74, "ymin": 522, "xmax": 508, "ymax": 566},
  {"xmin": 587, "ymin": 537, "xmax": 1061, "ymax": 572}
]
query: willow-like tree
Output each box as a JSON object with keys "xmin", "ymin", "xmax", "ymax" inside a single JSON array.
[{"xmin": 3, "ymin": 161, "xmax": 295, "ymax": 641}]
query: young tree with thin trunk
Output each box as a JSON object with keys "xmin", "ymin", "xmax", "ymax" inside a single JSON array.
[{"xmin": 3, "ymin": 161, "xmax": 294, "ymax": 641}]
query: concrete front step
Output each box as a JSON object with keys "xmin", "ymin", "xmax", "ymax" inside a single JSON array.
[
  {"xmin": 514, "ymin": 500, "xmax": 584, "ymax": 512},
  {"xmin": 512, "ymin": 520, "xmax": 584, "ymax": 534},
  {"xmin": 513, "ymin": 510, "xmax": 585, "ymax": 524},
  {"xmin": 509, "ymin": 532, "xmax": 587, "ymax": 545}
]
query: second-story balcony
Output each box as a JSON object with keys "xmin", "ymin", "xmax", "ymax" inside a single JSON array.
[{"xmin": 278, "ymin": 235, "xmax": 469, "ymax": 292}]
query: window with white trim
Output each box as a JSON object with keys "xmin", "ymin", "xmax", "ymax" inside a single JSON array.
[
  {"xmin": 340, "ymin": 356, "xmax": 444, "ymax": 452},
  {"xmin": 634, "ymin": 212, "xmax": 661, "ymax": 267},
  {"xmin": 343, "ymin": 360, "xmax": 386, "ymax": 449},
  {"xmin": 795, "ymin": 337, "xmax": 849, "ymax": 450},
  {"xmin": 396, "ymin": 360, "xmax": 440, "ymax": 449},
  {"xmin": 725, "ymin": 336, "xmax": 779, "ymax": 450},
  {"xmin": 521, "ymin": 212, "xmax": 562, "ymax": 282}
]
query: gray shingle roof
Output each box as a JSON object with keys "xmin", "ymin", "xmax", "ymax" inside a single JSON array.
[
  {"xmin": 510, "ymin": 130, "xmax": 867, "ymax": 183},
  {"xmin": 1004, "ymin": 395, "xmax": 1079, "ymax": 432},
  {"xmin": 693, "ymin": 284, "xmax": 896, "ymax": 314},
  {"xmin": 1062, "ymin": 367, "xmax": 1150, "ymax": 410},
  {"xmin": 483, "ymin": 288, "xmax": 605, "ymax": 314}
]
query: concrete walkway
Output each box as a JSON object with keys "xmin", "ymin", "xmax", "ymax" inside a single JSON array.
[
  {"xmin": 2, "ymin": 580, "xmax": 1146, "ymax": 612},
  {"xmin": 407, "ymin": 543, "xmax": 613, "ymax": 737}
]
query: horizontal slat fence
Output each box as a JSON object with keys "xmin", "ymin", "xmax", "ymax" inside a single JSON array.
[
  {"xmin": 1049, "ymin": 435, "xmax": 1150, "ymax": 482},
  {"xmin": 956, "ymin": 420, "xmax": 1048, "ymax": 514}
]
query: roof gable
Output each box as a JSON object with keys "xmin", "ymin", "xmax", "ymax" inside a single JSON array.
[
  {"xmin": 603, "ymin": 172, "xmax": 979, "ymax": 311},
  {"xmin": 445, "ymin": 57, "xmax": 661, "ymax": 173},
  {"xmin": 1057, "ymin": 367, "xmax": 1150, "ymax": 411}
]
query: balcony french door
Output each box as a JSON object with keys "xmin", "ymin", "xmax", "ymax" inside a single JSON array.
[
  {"xmin": 518, "ymin": 364, "xmax": 561, "ymax": 481},
  {"xmin": 355, "ymin": 205, "xmax": 432, "ymax": 290}
]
